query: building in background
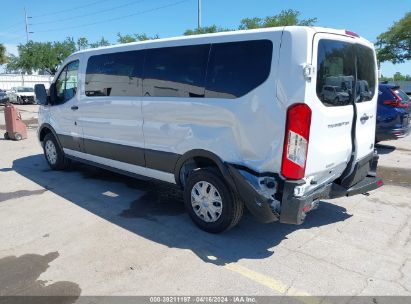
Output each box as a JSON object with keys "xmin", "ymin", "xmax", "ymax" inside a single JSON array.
[{"xmin": 0, "ymin": 74, "xmax": 53, "ymax": 91}]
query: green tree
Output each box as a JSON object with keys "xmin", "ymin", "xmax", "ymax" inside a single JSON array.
[
  {"xmin": 116, "ymin": 33, "xmax": 159, "ymax": 43},
  {"xmin": 393, "ymin": 72, "xmax": 407, "ymax": 81},
  {"xmin": 376, "ymin": 12, "xmax": 411, "ymax": 63},
  {"xmin": 0, "ymin": 44, "xmax": 7, "ymax": 65},
  {"xmin": 77, "ymin": 37, "xmax": 89, "ymax": 51},
  {"xmin": 9, "ymin": 38, "xmax": 76, "ymax": 74},
  {"xmin": 89, "ymin": 37, "xmax": 110, "ymax": 48},
  {"xmin": 239, "ymin": 9, "xmax": 317, "ymax": 30},
  {"xmin": 6, "ymin": 54, "xmax": 22, "ymax": 73},
  {"xmin": 379, "ymin": 74, "xmax": 392, "ymax": 82},
  {"xmin": 184, "ymin": 25, "xmax": 230, "ymax": 36}
]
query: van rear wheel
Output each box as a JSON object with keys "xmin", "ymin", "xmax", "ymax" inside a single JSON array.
[{"xmin": 184, "ymin": 168, "xmax": 243, "ymax": 233}]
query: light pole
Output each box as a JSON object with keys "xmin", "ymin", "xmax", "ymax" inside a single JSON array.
[
  {"xmin": 198, "ymin": 0, "xmax": 202, "ymax": 30},
  {"xmin": 24, "ymin": 7, "xmax": 33, "ymax": 43}
]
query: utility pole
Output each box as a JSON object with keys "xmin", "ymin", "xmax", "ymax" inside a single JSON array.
[
  {"xmin": 197, "ymin": 0, "xmax": 201, "ymax": 30},
  {"xmin": 24, "ymin": 7, "xmax": 33, "ymax": 43}
]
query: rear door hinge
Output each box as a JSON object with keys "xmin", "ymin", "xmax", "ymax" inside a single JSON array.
[{"xmin": 303, "ymin": 64, "xmax": 315, "ymax": 80}]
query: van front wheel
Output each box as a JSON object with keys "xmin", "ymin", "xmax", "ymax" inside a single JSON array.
[
  {"xmin": 43, "ymin": 133, "xmax": 70, "ymax": 170},
  {"xmin": 184, "ymin": 168, "xmax": 243, "ymax": 233}
]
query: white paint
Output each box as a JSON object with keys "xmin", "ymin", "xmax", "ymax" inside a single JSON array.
[{"xmin": 0, "ymin": 74, "xmax": 53, "ymax": 90}]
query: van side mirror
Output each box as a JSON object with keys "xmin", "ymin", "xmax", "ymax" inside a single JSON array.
[
  {"xmin": 49, "ymin": 83, "xmax": 57, "ymax": 105},
  {"xmin": 34, "ymin": 84, "xmax": 47, "ymax": 105}
]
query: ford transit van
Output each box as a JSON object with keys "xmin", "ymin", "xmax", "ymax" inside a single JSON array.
[{"xmin": 35, "ymin": 26, "xmax": 383, "ymax": 233}]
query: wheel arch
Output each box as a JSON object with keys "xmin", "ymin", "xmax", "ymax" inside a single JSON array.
[
  {"xmin": 38, "ymin": 123, "xmax": 63, "ymax": 150},
  {"xmin": 174, "ymin": 149, "xmax": 236, "ymax": 191}
]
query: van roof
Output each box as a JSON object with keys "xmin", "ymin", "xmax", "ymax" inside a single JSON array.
[{"xmin": 73, "ymin": 26, "xmax": 373, "ymax": 55}]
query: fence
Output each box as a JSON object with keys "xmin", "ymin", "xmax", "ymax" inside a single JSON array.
[
  {"xmin": 385, "ymin": 81, "xmax": 411, "ymax": 94},
  {"xmin": 0, "ymin": 74, "xmax": 54, "ymax": 91}
]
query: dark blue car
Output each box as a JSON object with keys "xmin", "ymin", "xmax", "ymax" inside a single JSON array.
[{"xmin": 376, "ymin": 84, "xmax": 410, "ymax": 142}]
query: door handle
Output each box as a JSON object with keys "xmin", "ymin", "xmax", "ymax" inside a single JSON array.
[
  {"xmin": 360, "ymin": 113, "xmax": 369, "ymax": 123},
  {"xmin": 71, "ymin": 106, "xmax": 79, "ymax": 110}
]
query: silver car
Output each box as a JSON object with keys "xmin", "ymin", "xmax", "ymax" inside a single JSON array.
[{"xmin": 7, "ymin": 87, "xmax": 36, "ymax": 104}]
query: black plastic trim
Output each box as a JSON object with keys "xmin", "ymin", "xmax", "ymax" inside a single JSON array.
[
  {"xmin": 227, "ymin": 164, "xmax": 278, "ymax": 223},
  {"xmin": 280, "ymin": 152, "xmax": 383, "ymax": 225},
  {"xmin": 173, "ymin": 149, "xmax": 234, "ymax": 189},
  {"xmin": 38, "ymin": 124, "xmax": 64, "ymax": 151},
  {"xmin": 338, "ymin": 152, "xmax": 374, "ymax": 188},
  {"xmin": 82, "ymin": 137, "xmax": 146, "ymax": 167},
  {"xmin": 145, "ymin": 149, "xmax": 180, "ymax": 173},
  {"xmin": 58, "ymin": 134, "xmax": 83, "ymax": 152}
]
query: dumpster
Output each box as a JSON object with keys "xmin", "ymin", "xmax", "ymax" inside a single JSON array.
[{"xmin": 3, "ymin": 102, "xmax": 27, "ymax": 141}]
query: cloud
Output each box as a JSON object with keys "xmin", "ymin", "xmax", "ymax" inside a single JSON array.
[{"xmin": 3, "ymin": 43, "xmax": 19, "ymax": 56}]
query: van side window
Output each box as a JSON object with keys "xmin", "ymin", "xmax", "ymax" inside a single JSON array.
[
  {"xmin": 85, "ymin": 51, "xmax": 144, "ymax": 97},
  {"xmin": 205, "ymin": 40, "xmax": 273, "ymax": 98},
  {"xmin": 143, "ymin": 44, "xmax": 210, "ymax": 97},
  {"xmin": 55, "ymin": 60, "xmax": 79, "ymax": 104}
]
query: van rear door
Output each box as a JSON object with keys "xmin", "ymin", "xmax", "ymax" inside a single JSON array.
[
  {"xmin": 353, "ymin": 44, "xmax": 377, "ymax": 161},
  {"xmin": 307, "ymin": 33, "xmax": 377, "ymax": 186}
]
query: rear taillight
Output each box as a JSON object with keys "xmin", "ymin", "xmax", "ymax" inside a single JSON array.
[
  {"xmin": 281, "ymin": 103, "xmax": 312, "ymax": 180},
  {"xmin": 383, "ymin": 89, "xmax": 409, "ymax": 108}
]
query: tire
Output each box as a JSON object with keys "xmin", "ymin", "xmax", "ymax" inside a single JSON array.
[
  {"xmin": 16, "ymin": 96, "xmax": 21, "ymax": 105},
  {"xmin": 43, "ymin": 133, "xmax": 70, "ymax": 170},
  {"xmin": 334, "ymin": 97, "xmax": 339, "ymax": 104},
  {"xmin": 4, "ymin": 132, "xmax": 9, "ymax": 140},
  {"xmin": 184, "ymin": 168, "xmax": 244, "ymax": 233},
  {"xmin": 14, "ymin": 133, "xmax": 22, "ymax": 141}
]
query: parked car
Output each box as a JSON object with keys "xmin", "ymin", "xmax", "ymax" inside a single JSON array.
[
  {"xmin": 0, "ymin": 89, "xmax": 9, "ymax": 105},
  {"xmin": 376, "ymin": 84, "xmax": 410, "ymax": 142},
  {"xmin": 320, "ymin": 85, "xmax": 350, "ymax": 105},
  {"xmin": 7, "ymin": 87, "xmax": 35, "ymax": 104},
  {"xmin": 34, "ymin": 26, "xmax": 382, "ymax": 233}
]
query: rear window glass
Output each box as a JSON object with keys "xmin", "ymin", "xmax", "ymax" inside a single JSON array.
[
  {"xmin": 316, "ymin": 39, "xmax": 376, "ymax": 107},
  {"xmin": 395, "ymin": 89, "xmax": 410, "ymax": 102},
  {"xmin": 356, "ymin": 44, "xmax": 376, "ymax": 103},
  {"xmin": 316, "ymin": 40, "xmax": 355, "ymax": 107},
  {"xmin": 205, "ymin": 40, "xmax": 273, "ymax": 98}
]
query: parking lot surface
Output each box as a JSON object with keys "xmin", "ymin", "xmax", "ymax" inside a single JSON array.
[{"xmin": 0, "ymin": 105, "xmax": 411, "ymax": 298}]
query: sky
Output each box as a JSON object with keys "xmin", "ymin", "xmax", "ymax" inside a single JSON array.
[{"xmin": 0, "ymin": 0, "xmax": 410, "ymax": 77}]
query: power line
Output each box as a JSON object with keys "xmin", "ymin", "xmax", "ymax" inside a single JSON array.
[
  {"xmin": 0, "ymin": 21, "xmax": 26, "ymax": 33},
  {"xmin": 1, "ymin": 34, "xmax": 27, "ymax": 45},
  {"xmin": 31, "ymin": 0, "xmax": 148, "ymax": 26},
  {"xmin": 34, "ymin": 0, "xmax": 190, "ymax": 33},
  {"xmin": 31, "ymin": 0, "xmax": 112, "ymax": 18}
]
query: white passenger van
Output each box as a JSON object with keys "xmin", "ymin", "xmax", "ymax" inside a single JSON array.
[{"xmin": 35, "ymin": 26, "xmax": 383, "ymax": 233}]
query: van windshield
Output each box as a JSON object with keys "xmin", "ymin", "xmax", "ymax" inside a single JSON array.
[{"xmin": 316, "ymin": 39, "xmax": 376, "ymax": 107}]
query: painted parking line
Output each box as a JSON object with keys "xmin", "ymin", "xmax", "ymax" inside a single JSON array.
[{"xmin": 224, "ymin": 263, "xmax": 322, "ymax": 304}]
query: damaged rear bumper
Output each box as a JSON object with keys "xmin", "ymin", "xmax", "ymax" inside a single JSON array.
[
  {"xmin": 226, "ymin": 153, "xmax": 383, "ymax": 225},
  {"xmin": 279, "ymin": 175, "xmax": 383, "ymax": 225}
]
